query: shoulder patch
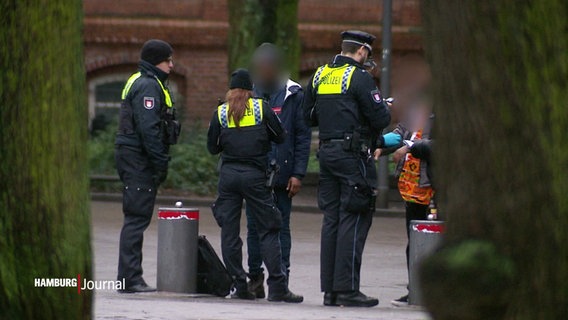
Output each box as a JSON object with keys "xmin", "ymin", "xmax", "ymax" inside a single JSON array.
[
  {"xmin": 143, "ymin": 97, "xmax": 155, "ymax": 110},
  {"xmin": 371, "ymin": 89, "xmax": 382, "ymax": 103}
]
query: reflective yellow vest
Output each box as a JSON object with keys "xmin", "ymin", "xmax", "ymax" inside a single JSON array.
[
  {"xmin": 218, "ymin": 98, "xmax": 263, "ymax": 128},
  {"xmin": 312, "ymin": 64, "xmax": 356, "ymax": 95},
  {"xmin": 121, "ymin": 72, "xmax": 173, "ymax": 108}
]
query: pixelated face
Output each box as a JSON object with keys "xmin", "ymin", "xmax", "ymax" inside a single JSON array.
[{"xmin": 252, "ymin": 58, "xmax": 280, "ymax": 88}]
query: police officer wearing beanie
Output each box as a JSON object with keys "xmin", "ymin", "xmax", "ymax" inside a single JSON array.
[
  {"xmin": 115, "ymin": 39, "xmax": 180, "ymax": 293},
  {"xmin": 207, "ymin": 69, "xmax": 303, "ymax": 303},
  {"xmin": 304, "ymin": 31, "xmax": 391, "ymax": 307}
]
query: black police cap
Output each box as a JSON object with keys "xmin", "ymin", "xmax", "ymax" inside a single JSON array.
[{"xmin": 341, "ymin": 30, "xmax": 376, "ymax": 53}]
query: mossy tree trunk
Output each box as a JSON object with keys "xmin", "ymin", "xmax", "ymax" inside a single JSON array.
[
  {"xmin": 420, "ymin": 1, "xmax": 568, "ymax": 319},
  {"xmin": 227, "ymin": 0, "xmax": 300, "ymax": 78},
  {"xmin": 0, "ymin": 1, "xmax": 92, "ymax": 318}
]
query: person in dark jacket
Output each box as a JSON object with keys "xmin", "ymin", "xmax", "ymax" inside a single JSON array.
[
  {"xmin": 375, "ymin": 101, "xmax": 435, "ymax": 306},
  {"xmin": 115, "ymin": 39, "xmax": 179, "ymax": 293},
  {"xmin": 207, "ymin": 69, "xmax": 303, "ymax": 303},
  {"xmin": 304, "ymin": 30, "xmax": 391, "ymax": 307},
  {"xmin": 245, "ymin": 43, "xmax": 312, "ymax": 298}
]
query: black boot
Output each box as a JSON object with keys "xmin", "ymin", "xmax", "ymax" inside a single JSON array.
[
  {"xmin": 233, "ymin": 281, "xmax": 255, "ymax": 300},
  {"xmin": 323, "ymin": 292, "xmax": 337, "ymax": 306},
  {"xmin": 247, "ymin": 273, "xmax": 265, "ymax": 299},
  {"xmin": 335, "ymin": 291, "xmax": 379, "ymax": 307},
  {"xmin": 267, "ymin": 290, "xmax": 304, "ymax": 303}
]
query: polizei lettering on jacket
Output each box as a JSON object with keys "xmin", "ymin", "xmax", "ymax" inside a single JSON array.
[{"xmin": 320, "ymin": 76, "xmax": 341, "ymax": 85}]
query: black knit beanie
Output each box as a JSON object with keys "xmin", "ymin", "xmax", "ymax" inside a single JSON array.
[
  {"xmin": 230, "ymin": 69, "xmax": 253, "ymax": 90},
  {"xmin": 140, "ymin": 39, "xmax": 173, "ymax": 66}
]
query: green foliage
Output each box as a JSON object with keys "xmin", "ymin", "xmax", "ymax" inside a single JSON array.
[
  {"xmin": 420, "ymin": 240, "xmax": 516, "ymax": 320},
  {"xmin": 161, "ymin": 129, "xmax": 219, "ymax": 195},
  {"xmin": 88, "ymin": 125, "xmax": 218, "ymax": 196},
  {"xmin": 423, "ymin": 0, "xmax": 568, "ymax": 318},
  {"xmin": 0, "ymin": 0, "xmax": 91, "ymax": 318},
  {"xmin": 306, "ymin": 152, "xmax": 319, "ymax": 173},
  {"xmin": 89, "ymin": 125, "xmax": 118, "ymax": 175},
  {"xmin": 228, "ymin": 0, "xmax": 300, "ymax": 78}
]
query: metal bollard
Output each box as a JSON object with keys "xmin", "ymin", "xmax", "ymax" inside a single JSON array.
[
  {"xmin": 408, "ymin": 220, "xmax": 444, "ymax": 305},
  {"xmin": 156, "ymin": 203, "xmax": 199, "ymax": 293}
]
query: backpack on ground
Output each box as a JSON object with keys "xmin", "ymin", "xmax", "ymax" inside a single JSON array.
[{"xmin": 196, "ymin": 235, "xmax": 233, "ymax": 297}]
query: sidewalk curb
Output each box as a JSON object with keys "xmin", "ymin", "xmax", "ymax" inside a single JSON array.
[{"xmin": 91, "ymin": 193, "xmax": 405, "ymax": 218}]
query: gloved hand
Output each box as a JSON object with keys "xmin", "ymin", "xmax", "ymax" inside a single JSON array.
[
  {"xmin": 154, "ymin": 170, "xmax": 168, "ymax": 186},
  {"xmin": 382, "ymin": 132, "xmax": 402, "ymax": 148}
]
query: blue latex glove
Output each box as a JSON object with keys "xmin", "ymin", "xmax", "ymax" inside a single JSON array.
[{"xmin": 382, "ymin": 132, "xmax": 402, "ymax": 148}]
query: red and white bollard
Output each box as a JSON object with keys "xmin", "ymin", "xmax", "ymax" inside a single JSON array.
[
  {"xmin": 156, "ymin": 203, "xmax": 199, "ymax": 293},
  {"xmin": 408, "ymin": 220, "xmax": 445, "ymax": 305}
]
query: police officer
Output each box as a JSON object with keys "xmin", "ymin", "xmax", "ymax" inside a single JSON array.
[
  {"xmin": 303, "ymin": 31, "xmax": 391, "ymax": 307},
  {"xmin": 207, "ymin": 69, "xmax": 303, "ymax": 303},
  {"xmin": 115, "ymin": 39, "xmax": 180, "ymax": 293}
]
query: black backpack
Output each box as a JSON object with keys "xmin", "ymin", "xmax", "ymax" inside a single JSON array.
[{"xmin": 196, "ymin": 235, "xmax": 233, "ymax": 297}]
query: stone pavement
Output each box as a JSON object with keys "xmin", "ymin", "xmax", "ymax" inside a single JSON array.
[{"xmin": 91, "ymin": 201, "xmax": 430, "ymax": 320}]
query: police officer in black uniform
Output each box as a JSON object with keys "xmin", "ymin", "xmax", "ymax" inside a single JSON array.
[
  {"xmin": 303, "ymin": 31, "xmax": 391, "ymax": 307},
  {"xmin": 207, "ymin": 69, "xmax": 303, "ymax": 303},
  {"xmin": 115, "ymin": 39, "xmax": 180, "ymax": 293}
]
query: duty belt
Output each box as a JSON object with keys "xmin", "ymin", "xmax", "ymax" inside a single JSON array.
[{"xmin": 320, "ymin": 134, "xmax": 372, "ymax": 161}]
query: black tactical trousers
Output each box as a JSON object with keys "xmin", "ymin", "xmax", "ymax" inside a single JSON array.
[
  {"xmin": 404, "ymin": 202, "xmax": 429, "ymax": 271},
  {"xmin": 212, "ymin": 162, "xmax": 287, "ymax": 295},
  {"xmin": 115, "ymin": 146, "xmax": 157, "ymax": 287},
  {"xmin": 318, "ymin": 142, "xmax": 377, "ymax": 293}
]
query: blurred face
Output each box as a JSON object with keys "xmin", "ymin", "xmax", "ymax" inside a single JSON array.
[
  {"xmin": 252, "ymin": 59, "xmax": 280, "ymax": 89},
  {"xmin": 407, "ymin": 102, "xmax": 433, "ymax": 131},
  {"xmin": 156, "ymin": 56, "xmax": 174, "ymax": 74}
]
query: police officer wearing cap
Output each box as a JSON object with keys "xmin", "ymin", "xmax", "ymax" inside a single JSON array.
[
  {"xmin": 115, "ymin": 39, "xmax": 180, "ymax": 293},
  {"xmin": 304, "ymin": 30, "xmax": 391, "ymax": 307},
  {"xmin": 207, "ymin": 69, "xmax": 303, "ymax": 303}
]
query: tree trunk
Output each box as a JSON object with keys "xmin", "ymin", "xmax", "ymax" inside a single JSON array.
[
  {"xmin": 0, "ymin": 1, "xmax": 92, "ymax": 318},
  {"xmin": 420, "ymin": 1, "xmax": 568, "ymax": 319},
  {"xmin": 227, "ymin": 0, "xmax": 300, "ymax": 78}
]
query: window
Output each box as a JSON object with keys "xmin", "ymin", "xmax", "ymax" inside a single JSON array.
[
  {"xmin": 88, "ymin": 73, "xmax": 180, "ymax": 135},
  {"xmin": 88, "ymin": 74, "xmax": 129, "ymax": 134}
]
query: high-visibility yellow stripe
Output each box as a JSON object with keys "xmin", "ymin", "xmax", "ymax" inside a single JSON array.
[
  {"xmin": 218, "ymin": 98, "xmax": 263, "ymax": 128},
  {"xmin": 121, "ymin": 72, "xmax": 173, "ymax": 108}
]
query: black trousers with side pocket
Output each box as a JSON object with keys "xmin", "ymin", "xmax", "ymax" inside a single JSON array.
[
  {"xmin": 115, "ymin": 145, "xmax": 158, "ymax": 287},
  {"xmin": 317, "ymin": 142, "xmax": 377, "ymax": 293},
  {"xmin": 212, "ymin": 162, "xmax": 288, "ymax": 296}
]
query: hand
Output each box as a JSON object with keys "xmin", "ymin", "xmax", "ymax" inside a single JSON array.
[
  {"xmin": 393, "ymin": 146, "xmax": 409, "ymax": 163},
  {"xmin": 287, "ymin": 177, "xmax": 302, "ymax": 198},
  {"xmin": 373, "ymin": 148, "xmax": 382, "ymax": 160},
  {"xmin": 382, "ymin": 132, "xmax": 402, "ymax": 147}
]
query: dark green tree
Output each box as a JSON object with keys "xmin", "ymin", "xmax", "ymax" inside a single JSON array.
[
  {"xmin": 0, "ymin": 0, "xmax": 92, "ymax": 318},
  {"xmin": 227, "ymin": 0, "xmax": 300, "ymax": 78},
  {"xmin": 420, "ymin": 1, "xmax": 568, "ymax": 319}
]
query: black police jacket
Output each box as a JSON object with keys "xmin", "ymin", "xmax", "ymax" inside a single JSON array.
[
  {"xmin": 207, "ymin": 99, "xmax": 286, "ymax": 170},
  {"xmin": 115, "ymin": 61, "xmax": 171, "ymax": 173},
  {"xmin": 303, "ymin": 55, "xmax": 391, "ymax": 142}
]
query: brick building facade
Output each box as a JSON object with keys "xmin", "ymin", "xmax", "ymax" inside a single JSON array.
[{"xmin": 84, "ymin": 0, "xmax": 427, "ymax": 130}]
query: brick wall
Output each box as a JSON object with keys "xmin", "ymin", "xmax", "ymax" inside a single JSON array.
[{"xmin": 84, "ymin": 0, "xmax": 426, "ymax": 123}]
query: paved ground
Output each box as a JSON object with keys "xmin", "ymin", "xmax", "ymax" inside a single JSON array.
[{"xmin": 91, "ymin": 201, "xmax": 430, "ymax": 320}]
